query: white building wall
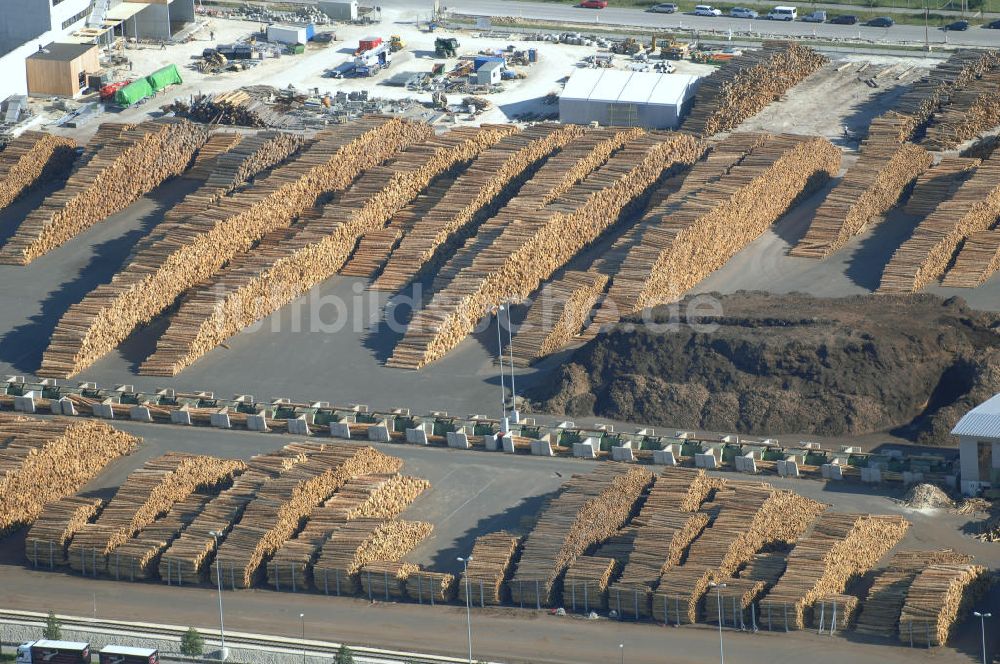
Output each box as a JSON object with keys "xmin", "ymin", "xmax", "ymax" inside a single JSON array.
[{"xmin": 0, "ymin": 0, "xmax": 92, "ymax": 100}]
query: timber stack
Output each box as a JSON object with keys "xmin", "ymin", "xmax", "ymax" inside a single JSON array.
[
  {"xmin": 563, "ymin": 556, "xmax": 617, "ymax": 612},
  {"xmin": 0, "ymin": 130, "xmax": 77, "ymax": 210},
  {"xmin": 407, "ymin": 570, "xmax": 458, "ymax": 603},
  {"xmin": 902, "ymin": 156, "xmax": 979, "ymax": 218},
  {"xmin": 25, "ymin": 496, "xmax": 103, "ymax": 569},
  {"xmin": 460, "ymin": 531, "xmax": 522, "ymax": 606},
  {"xmin": 940, "ymin": 229, "xmax": 1000, "ymax": 288},
  {"xmin": 897, "ymin": 563, "xmax": 990, "ymax": 646}
]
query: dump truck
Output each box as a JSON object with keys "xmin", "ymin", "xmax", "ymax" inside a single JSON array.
[
  {"xmin": 434, "ymin": 37, "xmax": 459, "ymax": 57},
  {"xmin": 17, "ymin": 640, "xmax": 90, "ymax": 664}
]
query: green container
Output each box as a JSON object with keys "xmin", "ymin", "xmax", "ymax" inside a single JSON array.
[
  {"xmin": 114, "ymin": 77, "xmax": 153, "ymax": 105},
  {"xmin": 146, "ymin": 64, "xmax": 182, "ymax": 92},
  {"xmin": 288, "ymin": 43, "xmax": 305, "ymax": 54}
]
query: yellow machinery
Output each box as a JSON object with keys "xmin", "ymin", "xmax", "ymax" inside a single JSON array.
[
  {"xmin": 652, "ymin": 35, "xmax": 690, "ymax": 60},
  {"xmin": 390, "ymin": 35, "xmax": 405, "ymax": 52}
]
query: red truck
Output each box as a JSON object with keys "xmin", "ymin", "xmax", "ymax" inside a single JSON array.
[{"xmin": 355, "ymin": 36, "xmax": 382, "ymax": 54}]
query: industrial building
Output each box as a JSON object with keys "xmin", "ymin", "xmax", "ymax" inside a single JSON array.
[
  {"xmin": 954, "ymin": 393, "xmax": 1000, "ymax": 495},
  {"xmin": 559, "ymin": 69, "xmax": 700, "ymax": 129},
  {"xmin": 25, "ymin": 42, "xmax": 100, "ymax": 97}
]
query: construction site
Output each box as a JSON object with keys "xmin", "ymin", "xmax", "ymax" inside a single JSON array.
[{"xmin": 0, "ymin": 0, "xmax": 999, "ymax": 663}]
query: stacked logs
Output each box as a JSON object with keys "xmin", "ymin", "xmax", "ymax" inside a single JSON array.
[
  {"xmin": 759, "ymin": 513, "xmax": 910, "ymax": 630},
  {"xmin": 407, "ymin": 570, "xmax": 458, "ymax": 603},
  {"xmin": 879, "ymin": 154, "xmax": 1000, "ymax": 293},
  {"xmin": 703, "ymin": 578, "xmax": 766, "ymax": 628},
  {"xmin": 902, "ymin": 156, "xmax": 980, "ymax": 218},
  {"xmin": 390, "ymin": 132, "xmax": 700, "ymax": 369},
  {"xmin": 138, "ymin": 125, "xmax": 513, "ymax": 376},
  {"xmin": 0, "ymin": 416, "xmax": 139, "ymax": 533},
  {"xmin": 212, "ymin": 444, "xmax": 401, "ymax": 589},
  {"xmin": 339, "ymin": 227, "xmax": 404, "ymax": 278},
  {"xmin": 183, "ymin": 131, "xmax": 245, "ymax": 179},
  {"xmin": 809, "ymin": 594, "xmax": 859, "ymax": 632},
  {"xmin": 0, "ymin": 131, "xmax": 77, "ymax": 210},
  {"xmin": 940, "ymin": 229, "xmax": 1000, "ymax": 288},
  {"xmin": 25, "ymin": 496, "xmax": 103, "ymax": 569},
  {"xmin": 923, "ymin": 72, "xmax": 1000, "ymax": 150},
  {"xmin": 739, "ymin": 551, "xmax": 788, "ymax": 586},
  {"xmin": 373, "ymin": 124, "xmax": 581, "ymax": 291},
  {"xmin": 0, "ymin": 118, "xmax": 208, "ymax": 265},
  {"xmin": 682, "ymin": 42, "xmax": 827, "ymax": 137},
  {"xmin": 359, "ymin": 560, "xmax": 419, "ymax": 600},
  {"xmin": 39, "ymin": 116, "xmax": 425, "ymax": 379},
  {"xmin": 897, "ymin": 563, "xmax": 990, "ymax": 647},
  {"xmin": 460, "ymin": 531, "xmax": 522, "ymax": 606},
  {"xmin": 510, "ymin": 464, "xmax": 652, "ymax": 608},
  {"xmin": 563, "ymin": 556, "xmax": 617, "ymax": 612},
  {"xmin": 186, "ymin": 90, "xmax": 290, "ymax": 128}
]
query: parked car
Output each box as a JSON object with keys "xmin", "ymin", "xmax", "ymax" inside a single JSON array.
[
  {"xmin": 579, "ymin": 0, "xmax": 608, "ymax": 7},
  {"xmin": 801, "ymin": 10, "xmax": 827, "ymax": 22},
  {"xmin": 943, "ymin": 20, "xmax": 970, "ymax": 30},
  {"xmin": 694, "ymin": 4, "xmax": 723, "ymax": 16},
  {"xmin": 767, "ymin": 5, "xmax": 798, "ymax": 20},
  {"xmin": 866, "ymin": 16, "xmax": 894, "ymax": 27},
  {"xmin": 730, "ymin": 7, "xmax": 759, "ymax": 18},
  {"xmin": 985, "ymin": 19, "xmax": 1000, "ymax": 28},
  {"xmin": 648, "ymin": 3, "xmax": 679, "ymax": 12},
  {"xmin": 829, "ymin": 14, "xmax": 858, "ymax": 24}
]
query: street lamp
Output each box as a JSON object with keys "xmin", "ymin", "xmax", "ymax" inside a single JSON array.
[
  {"xmin": 973, "ymin": 612, "xmax": 991, "ymax": 664},
  {"xmin": 502, "ymin": 303, "xmax": 518, "ymax": 424},
  {"xmin": 208, "ymin": 531, "xmax": 227, "ymax": 661},
  {"xmin": 457, "ymin": 556, "xmax": 474, "ymax": 664},
  {"xmin": 494, "ymin": 307, "xmax": 508, "ymax": 431},
  {"xmin": 619, "ymin": 642, "xmax": 624, "ymax": 664},
  {"xmin": 709, "ymin": 581, "xmax": 727, "ymax": 664},
  {"xmin": 300, "ymin": 612, "xmax": 305, "ymax": 664}
]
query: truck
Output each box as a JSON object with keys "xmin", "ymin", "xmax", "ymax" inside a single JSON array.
[
  {"xmin": 17, "ymin": 640, "xmax": 90, "ymax": 664},
  {"xmin": 353, "ymin": 41, "xmax": 392, "ymax": 76},
  {"xmin": 434, "ymin": 37, "xmax": 459, "ymax": 57},
  {"xmin": 98, "ymin": 645, "xmax": 160, "ymax": 664}
]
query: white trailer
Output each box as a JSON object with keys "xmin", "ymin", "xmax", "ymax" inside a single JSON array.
[{"xmin": 267, "ymin": 24, "xmax": 308, "ymax": 45}]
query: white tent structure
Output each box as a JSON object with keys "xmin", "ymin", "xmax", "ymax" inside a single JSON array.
[
  {"xmin": 559, "ymin": 69, "xmax": 700, "ymax": 129},
  {"xmin": 953, "ymin": 392, "xmax": 1000, "ymax": 495}
]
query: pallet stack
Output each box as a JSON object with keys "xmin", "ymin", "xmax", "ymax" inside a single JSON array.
[
  {"xmin": 459, "ymin": 531, "xmax": 522, "ymax": 606},
  {"xmin": 0, "ymin": 416, "xmax": 139, "ymax": 533},
  {"xmin": 0, "ymin": 118, "xmax": 208, "ymax": 265},
  {"xmin": 897, "ymin": 563, "xmax": 990, "ymax": 647},
  {"xmin": 509, "ymin": 464, "xmax": 653, "ymax": 608},
  {"xmin": 0, "ymin": 130, "xmax": 77, "ymax": 210},
  {"xmin": 39, "ymin": 116, "xmax": 424, "ymax": 379},
  {"xmin": 138, "ymin": 125, "xmax": 513, "ymax": 376},
  {"xmin": 682, "ymin": 42, "xmax": 827, "ymax": 137},
  {"xmin": 563, "ymin": 556, "xmax": 617, "ymax": 612},
  {"xmin": 902, "ymin": 156, "xmax": 980, "ymax": 218},
  {"xmin": 24, "ymin": 496, "xmax": 103, "ymax": 568},
  {"xmin": 940, "ymin": 229, "xmax": 1000, "ymax": 288}
]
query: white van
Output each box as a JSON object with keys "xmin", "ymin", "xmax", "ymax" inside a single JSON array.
[
  {"xmin": 768, "ymin": 5, "xmax": 798, "ymax": 20},
  {"xmin": 695, "ymin": 4, "xmax": 723, "ymax": 15}
]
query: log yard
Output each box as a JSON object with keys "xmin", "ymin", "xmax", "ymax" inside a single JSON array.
[{"xmin": 0, "ymin": 0, "xmax": 999, "ymax": 663}]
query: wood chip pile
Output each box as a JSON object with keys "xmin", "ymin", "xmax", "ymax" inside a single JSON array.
[
  {"xmin": 0, "ymin": 118, "xmax": 208, "ymax": 265},
  {"xmin": 39, "ymin": 116, "xmax": 424, "ymax": 379},
  {"xmin": 808, "ymin": 593, "xmax": 859, "ymax": 631},
  {"xmin": 940, "ymin": 229, "xmax": 1000, "ymax": 288},
  {"xmin": 682, "ymin": 41, "xmax": 826, "ymax": 137},
  {"xmin": 407, "ymin": 570, "xmax": 458, "ymax": 603},
  {"xmin": 0, "ymin": 416, "xmax": 139, "ymax": 534},
  {"xmin": 923, "ymin": 72, "xmax": 1000, "ymax": 150},
  {"xmin": 25, "ymin": 496, "xmax": 103, "ymax": 568},
  {"xmin": 359, "ymin": 560, "xmax": 420, "ymax": 600},
  {"xmin": 139, "ymin": 125, "xmax": 512, "ymax": 376},
  {"xmin": 759, "ymin": 513, "xmax": 910, "ymax": 630},
  {"xmin": 510, "ymin": 464, "xmax": 653, "ymax": 607},
  {"xmin": 703, "ymin": 577, "xmax": 766, "ymax": 627},
  {"xmin": 0, "ymin": 130, "xmax": 77, "ymax": 210},
  {"xmin": 897, "ymin": 563, "xmax": 990, "ymax": 646},
  {"xmin": 902, "ymin": 156, "xmax": 980, "ymax": 218},
  {"xmin": 563, "ymin": 556, "xmax": 617, "ymax": 611},
  {"xmin": 373, "ymin": 124, "xmax": 581, "ymax": 291},
  {"xmin": 878, "ymin": 153, "xmax": 1000, "ymax": 293},
  {"xmin": 460, "ymin": 531, "xmax": 522, "ymax": 606}
]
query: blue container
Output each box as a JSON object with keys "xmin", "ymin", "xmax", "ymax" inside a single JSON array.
[
  {"xmin": 528, "ymin": 48, "xmax": 537, "ymax": 62},
  {"xmin": 305, "ymin": 23, "xmax": 316, "ymax": 41},
  {"xmin": 473, "ymin": 55, "xmax": 504, "ymax": 70}
]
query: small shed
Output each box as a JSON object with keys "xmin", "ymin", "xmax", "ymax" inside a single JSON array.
[
  {"xmin": 25, "ymin": 42, "xmax": 100, "ymax": 98},
  {"xmin": 476, "ymin": 60, "xmax": 503, "ymax": 86},
  {"xmin": 953, "ymin": 393, "xmax": 1000, "ymax": 495}
]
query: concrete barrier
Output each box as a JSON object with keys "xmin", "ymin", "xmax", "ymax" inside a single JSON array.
[
  {"xmin": 821, "ymin": 463, "xmax": 843, "ymax": 480},
  {"xmin": 405, "ymin": 427, "xmax": 429, "ymax": 445},
  {"xmin": 653, "ymin": 449, "xmax": 677, "ymax": 465},
  {"xmin": 735, "ymin": 454, "xmax": 757, "ymax": 473},
  {"xmin": 446, "ymin": 431, "xmax": 470, "ymax": 449},
  {"xmin": 59, "ymin": 398, "xmax": 78, "ymax": 416},
  {"xmin": 128, "ymin": 405, "xmax": 151, "ymax": 422},
  {"xmin": 330, "ymin": 421, "xmax": 351, "ymax": 439},
  {"xmin": 484, "ymin": 434, "xmax": 501, "ymax": 451},
  {"xmin": 247, "ymin": 413, "xmax": 269, "ymax": 432},
  {"xmin": 572, "ymin": 442, "xmax": 597, "ymax": 459},
  {"xmin": 777, "ymin": 459, "xmax": 799, "ymax": 478},
  {"xmin": 501, "ymin": 434, "xmax": 515, "ymax": 454},
  {"xmin": 611, "ymin": 445, "xmax": 634, "ymax": 462},
  {"xmin": 530, "ymin": 439, "xmax": 553, "ymax": 457},
  {"xmin": 367, "ymin": 425, "xmax": 391, "ymax": 442},
  {"xmin": 92, "ymin": 399, "xmax": 115, "ymax": 419},
  {"xmin": 13, "ymin": 391, "xmax": 37, "ymax": 413},
  {"xmin": 694, "ymin": 452, "xmax": 718, "ymax": 469},
  {"xmin": 170, "ymin": 410, "xmax": 192, "ymax": 426},
  {"xmin": 288, "ymin": 416, "xmax": 310, "ymax": 436},
  {"xmin": 861, "ymin": 466, "xmax": 882, "ymax": 484},
  {"xmin": 211, "ymin": 411, "xmax": 231, "ymax": 429}
]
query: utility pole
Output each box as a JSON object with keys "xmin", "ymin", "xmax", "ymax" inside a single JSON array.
[
  {"xmin": 209, "ymin": 531, "xmax": 227, "ymax": 661},
  {"xmin": 504, "ymin": 304, "xmax": 518, "ymax": 423},
  {"xmin": 458, "ymin": 556, "xmax": 474, "ymax": 664}
]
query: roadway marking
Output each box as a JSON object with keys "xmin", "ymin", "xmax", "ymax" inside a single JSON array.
[{"xmin": 436, "ymin": 477, "xmax": 497, "ymax": 525}]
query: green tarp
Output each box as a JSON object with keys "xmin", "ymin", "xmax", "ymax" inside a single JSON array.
[
  {"xmin": 145, "ymin": 64, "xmax": 182, "ymax": 92},
  {"xmin": 114, "ymin": 77, "xmax": 154, "ymax": 106}
]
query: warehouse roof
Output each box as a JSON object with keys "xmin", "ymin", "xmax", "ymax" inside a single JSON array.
[
  {"xmin": 27, "ymin": 42, "xmax": 96, "ymax": 62},
  {"xmin": 951, "ymin": 393, "xmax": 1000, "ymax": 439},
  {"xmin": 560, "ymin": 69, "xmax": 700, "ymax": 106},
  {"xmin": 560, "ymin": 68, "xmax": 603, "ymax": 101}
]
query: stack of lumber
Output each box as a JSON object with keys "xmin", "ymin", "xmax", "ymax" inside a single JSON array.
[
  {"xmin": 509, "ymin": 271, "xmax": 609, "ymax": 366},
  {"xmin": 359, "ymin": 560, "xmax": 419, "ymax": 600},
  {"xmin": 902, "ymin": 156, "xmax": 980, "ymax": 218},
  {"xmin": 389, "ymin": 132, "xmax": 700, "ymax": 369},
  {"xmin": 940, "ymin": 229, "xmax": 1000, "ymax": 288},
  {"xmin": 25, "ymin": 496, "xmax": 103, "ymax": 568},
  {"xmin": 897, "ymin": 563, "xmax": 990, "ymax": 646},
  {"xmin": 407, "ymin": 570, "xmax": 458, "ymax": 603},
  {"xmin": 183, "ymin": 131, "xmax": 245, "ymax": 180},
  {"xmin": 962, "ymin": 135, "xmax": 1000, "ymax": 160},
  {"xmin": 739, "ymin": 552, "xmax": 788, "ymax": 586},
  {"xmin": 138, "ymin": 125, "xmax": 514, "ymax": 376},
  {"xmin": 759, "ymin": 513, "xmax": 910, "ymax": 630},
  {"xmin": 563, "ymin": 556, "xmax": 617, "ymax": 612},
  {"xmin": 339, "ymin": 227, "xmax": 404, "ymax": 278},
  {"xmin": 312, "ymin": 518, "xmax": 433, "ymax": 595},
  {"xmin": 0, "ymin": 118, "xmax": 208, "ymax": 265},
  {"xmin": 923, "ymin": 72, "xmax": 1000, "ymax": 150},
  {"xmin": 373, "ymin": 124, "xmax": 581, "ymax": 291},
  {"xmin": 809, "ymin": 594, "xmax": 859, "ymax": 631},
  {"xmin": 0, "ymin": 416, "xmax": 139, "ymax": 534},
  {"xmin": 66, "ymin": 453, "xmax": 244, "ymax": 575},
  {"xmin": 703, "ymin": 577, "xmax": 766, "ymax": 627},
  {"xmin": 510, "ymin": 464, "xmax": 653, "ymax": 608},
  {"xmin": 607, "ymin": 133, "xmax": 840, "ymax": 313},
  {"xmin": 878, "ymin": 154, "xmax": 1000, "ymax": 293},
  {"xmin": 0, "ymin": 131, "xmax": 77, "ymax": 210},
  {"xmin": 855, "ymin": 549, "xmax": 974, "ymax": 638},
  {"xmin": 682, "ymin": 42, "xmax": 827, "ymax": 137},
  {"xmin": 39, "ymin": 116, "xmax": 424, "ymax": 378},
  {"xmin": 790, "ymin": 124, "xmax": 931, "ymax": 259},
  {"xmin": 460, "ymin": 531, "xmax": 522, "ymax": 606},
  {"xmin": 187, "ymin": 90, "xmax": 292, "ymax": 128},
  {"xmin": 212, "ymin": 444, "xmax": 401, "ymax": 589}
]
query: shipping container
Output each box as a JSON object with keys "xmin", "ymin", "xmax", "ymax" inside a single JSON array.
[
  {"xmin": 267, "ymin": 24, "xmax": 308, "ymax": 45},
  {"xmin": 98, "ymin": 645, "xmax": 159, "ymax": 664},
  {"xmin": 357, "ymin": 36, "xmax": 382, "ymax": 53}
]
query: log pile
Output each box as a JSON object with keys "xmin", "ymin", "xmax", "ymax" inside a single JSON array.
[
  {"xmin": 25, "ymin": 496, "xmax": 103, "ymax": 568},
  {"xmin": 338, "ymin": 227, "xmax": 403, "ymax": 278},
  {"xmin": 809, "ymin": 594, "xmax": 859, "ymax": 631},
  {"xmin": 897, "ymin": 563, "xmax": 990, "ymax": 646},
  {"xmin": 923, "ymin": 72, "xmax": 1000, "ymax": 150},
  {"xmin": 407, "ymin": 570, "xmax": 458, "ymax": 603},
  {"xmin": 0, "ymin": 131, "xmax": 77, "ymax": 210},
  {"xmin": 0, "ymin": 118, "xmax": 208, "ymax": 265},
  {"xmin": 739, "ymin": 552, "xmax": 788, "ymax": 586},
  {"xmin": 0, "ymin": 416, "xmax": 139, "ymax": 534},
  {"xmin": 460, "ymin": 531, "xmax": 522, "ymax": 606},
  {"xmin": 40, "ymin": 116, "xmax": 425, "ymax": 378},
  {"xmin": 212, "ymin": 444, "xmax": 401, "ymax": 589},
  {"xmin": 563, "ymin": 556, "xmax": 617, "ymax": 612},
  {"xmin": 359, "ymin": 560, "xmax": 419, "ymax": 600},
  {"xmin": 902, "ymin": 156, "xmax": 979, "ymax": 218},
  {"xmin": 878, "ymin": 154, "xmax": 1000, "ymax": 293},
  {"xmin": 682, "ymin": 42, "xmax": 827, "ymax": 137},
  {"xmin": 703, "ymin": 577, "xmax": 766, "ymax": 627},
  {"xmin": 940, "ymin": 229, "xmax": 1000, "ymax": 288},
  {"xmin": 373, "ymin": 124, "xmax": 581, "ymax": 291},
  {"xmin": 138, "ymin": 125, "xmax": 513, "ymax": 376},
  {"xmin": 183, "ymin": 131, "xmax": 245, "ymax": 180},
  {"xmin": 759, "ymin": 513, "xmax": 909, "ymax": 630},
  {"xmin": 186, "ymin": 90, "xmax": 292, "ymax": 128},
  {"xmin": 510, "ymin": 464, "xmax": 653, "ymax": 607},
  {"xmin": 390, "ymin": 132, "xmax": 700, "ymax": 369}
]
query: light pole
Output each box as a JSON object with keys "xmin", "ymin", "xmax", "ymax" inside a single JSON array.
[
  {"xmin": 494, "ymin": 307, "xmax": 508, "ymax": 431},
  {"xmin": 503, "ymin": 303, "xmax": 518, "ymax": 424},
  {"xmin": 619, "ymin": 642, "xmax": 624, "ymax": 664},
  {"xmin": 973, "ymin": 611, "xmax": 991, "ymax": 664},
  {"xmin": 457, "ymin": 556, "xmax": 473, "ymax": 664},
  {"xmin": 300, "ymin": 612, "xmax": 305, "ymax": 664},
  {"xmin": 208, "ymin": 531, "xmax": 227, "ymax": 661},
  {"xmin": 709, "ymin": 581, "xmax": 727, "ymax": 664}
]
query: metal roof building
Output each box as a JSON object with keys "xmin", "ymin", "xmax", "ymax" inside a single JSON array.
[
  {"xmin": 952, "ymin": 392, "xmax": 1000, "ymax": 495},
  {"xmin": 559, "ymin": 69, "xmax": 700, "ymax": 129}
]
